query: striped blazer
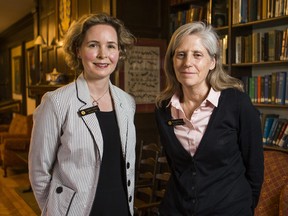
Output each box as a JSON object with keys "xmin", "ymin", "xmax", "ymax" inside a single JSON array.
[{"xmin": 28, "ymin": 74, "xmax": 136, "ymax": 216}]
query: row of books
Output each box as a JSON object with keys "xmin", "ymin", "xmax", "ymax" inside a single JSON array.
[
  {"xmin": 262, "ymin": 114, "xmax": 288, "ymax": 148},
  {"xmin": 170, "ymin": 5, "xmax": 204, "ymax": 35},
  {"xmin": 233, "ymin": 0, "xmax": 288, "ymax": 24},
  {"xmin": 235, "ymin": 28, "xmax": 288, "ymax": 63},
  {"xmin": 241, "ymin": 71, "xmax": 288, "ymax": 105},
  {"xmin": 170, "ymin": 0, "xmax": 228, "ymax": 29}
]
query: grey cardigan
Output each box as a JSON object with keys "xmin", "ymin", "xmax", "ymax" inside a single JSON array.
[{"xmin": 29, "ymin": 74, "xmax": 136, "ymax": 215}]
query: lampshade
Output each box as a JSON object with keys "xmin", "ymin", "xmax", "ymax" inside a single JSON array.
[
  {"xmin": 34, "ymin": 35, "xmax": 46, "ymax": 45},
  {"xmin": 51, "ymin": 37, "xmax": 58, "ymax": 46}
]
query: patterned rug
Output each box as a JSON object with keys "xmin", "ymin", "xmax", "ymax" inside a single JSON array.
[{"xmin": 15, "ymin": 187, "xmax": 41, "ymax": 215}]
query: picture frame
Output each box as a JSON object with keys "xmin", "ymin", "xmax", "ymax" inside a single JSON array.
[
  {"xmin": 26, "ymin": 45, "xmax": 37, "ymax": 98},
  {"xmin": 119, "ymin": 38, "xmax": 166, "ymax": 113},
  {"xmin": 12, "ymin": 56, "xmax": 22, "ymax": 95}
]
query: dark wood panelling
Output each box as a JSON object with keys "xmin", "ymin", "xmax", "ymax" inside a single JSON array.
[
  {"xmin": 91, "ymin": 0, "xmax": 111, "ymax": 14},
  {"xmin": 77, "ymin": 0, "xmax": 90, "ymax": 17},
  {"xmin": 116, "ymin": 0, "xmax": 169, "ymax": 38},
  {"xmin": 48, "ymin": 48, "xmax": 55, "ymax": 73},
  {"xmin": 0, "ymin": 14, "xmax": 34, "ymax": 112},
  {"xmin": 48, "ymin": 14, "xmax": 56, "ymax": 46},
  {"xmin": 135, "ymin": 112, "xmax": 159, "ymax": 146}
]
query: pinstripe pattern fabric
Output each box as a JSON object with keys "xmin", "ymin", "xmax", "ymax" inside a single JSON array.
[{"xmin": 28, "ymin": 74, "xmax": 136, "ymax": 216}]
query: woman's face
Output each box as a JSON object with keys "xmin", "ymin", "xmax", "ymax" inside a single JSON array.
[
  {"xmin": 77, "ymin": 24, "xmax": 119, "ymax": 80},
  {"xmin": 173, "ymin": 34, "xmax": 215, "ymax": 90}
]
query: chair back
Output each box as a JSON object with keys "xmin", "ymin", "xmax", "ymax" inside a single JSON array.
[
  {"xmin": 153, "ymin": 155, "xmax": 170, "ymax": 201},
  {"xmin": 136, "ymin": 141, "xmax": 161, "ymax": 188},
  {"xmin": 8, "ymin": 113, "xmax": 33, "ymax": 136},
  {"xmin": 255, "ymin": 148, "xmax": 288, "ymax": 216}
]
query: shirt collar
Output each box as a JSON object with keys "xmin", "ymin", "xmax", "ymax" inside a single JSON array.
[
  {"xmin": 206, "ymin": 87, "xmax": 220, "ymax": 107},
  {"xmin": 168, "ymin": 87, "xmax": 221, "ymax": 109}
]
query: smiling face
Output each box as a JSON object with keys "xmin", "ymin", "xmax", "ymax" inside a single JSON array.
[
  {"xmin": 77, "ymin": 24, "xmax": 119, "ymax": 80},
  {"xmin": 173, "ymin": 34, "xmax": 215, "ymax": 91}
]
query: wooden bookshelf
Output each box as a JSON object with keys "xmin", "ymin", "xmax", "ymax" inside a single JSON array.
[
  {"xmin": 168, "ymin": 0, "xmax": 288, "ymax": 149},
  {"xmin": 263, "ymin": 144, "xmax": 288, "ymax": 152}
]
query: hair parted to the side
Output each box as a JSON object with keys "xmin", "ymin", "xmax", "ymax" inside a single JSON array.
[
  {"xmin": 156, "ymin": 21, "xmax": 244, "ymax": 108},
  {"xmin": 62, "ymin": 13, "xmax": 136, "ymax": 75}
]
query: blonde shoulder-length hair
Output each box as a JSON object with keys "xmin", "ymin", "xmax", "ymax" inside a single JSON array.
[
  {"xmin": 63, "ymin": 13, "xmax": 136, "ymax": 75},
  {"xmin": 156, "ymin": 21, "xmax": 243, "ymax": 108}
]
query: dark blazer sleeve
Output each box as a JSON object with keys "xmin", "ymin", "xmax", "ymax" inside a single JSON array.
[{"xmin": 238, "ymin": 92, "xmax": 264, "ymax": 209}]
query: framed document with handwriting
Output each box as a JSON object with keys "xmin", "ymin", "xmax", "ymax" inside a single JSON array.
[{"xmin": 120, "ymin": 38, "xmax": 166, "ymax": 113}]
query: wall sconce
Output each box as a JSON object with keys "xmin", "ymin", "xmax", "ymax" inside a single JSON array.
[
  {"xmin": 34, "ymin": 35, "xmax": 46, "ymax": 63},
  {"xmin": 50, "ymin": 37, "xmax": 58, "ymax": 47},
  {"xmin": 34, "ymin": 35, "xmax": 46, "ymax": 46}
]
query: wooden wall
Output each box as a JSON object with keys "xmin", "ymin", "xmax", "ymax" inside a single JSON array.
[{"xmin": 0, "ymin": 14, "xmax": 34, "ymax": 114}]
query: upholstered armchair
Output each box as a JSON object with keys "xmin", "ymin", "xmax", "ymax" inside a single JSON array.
[
  {"xmin": 0, "ymin": 113, "xmax": 33, "ymax": 177},
  {"xmin": 255, "ymin": 147, "xmax": 288, "ymax": 216}
]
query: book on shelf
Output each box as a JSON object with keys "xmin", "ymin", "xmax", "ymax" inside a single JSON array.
[
  {"xmin": 271, "ymin": 72, "xmax": 277, "ymax": 104},
  {"xmin": 232, "ymin": 0, "xmax": 288, "ymax": 23},
  {"xmin": 283, "ymin": 136, "xmax": 288, "ymax": 148},
  {"xmin": 268, "ymin": 30, "xmax": 281, "ymax": 61},
  {"xmin": 279, "ymin": 124, "xmax": 288, "ymax": 147},
  {"xmin": 249, "ymin": 76, "xmax": 256, "ymax": 103},
  {"xmin": 276, "ymin": 71, "xmax": 287, "ymax": 105},
  {"xmin": 169, "ymin": 4, "xmax": 204, "ymax": 35},
  {"xmin": 264, "ymin": 74, "xmax": 272, "ymax": 103},
  {"xmin": 235, "ymin": 28, "xmax": 287, "ymax": 64},
  {"xmin": 241, "ymin": 76, "xmax": 249, "ymax": 94},
  {"xmin": 280, "ymin": 28, "xmax": 287, "ymax": 61},
  {"xmin": 276, "ymin": 121, "xmax": 288, "ymax": 146},
  {"xmin": 266, "ymin": 117, "xmax": 280, "ymax": 144},
  {"xmin": 219, "ymin": 35, "xmax": 228, "ymax": 64},
  {"xmin": 232, "ymin": 0, "xmax": 248, "ymax": 24},
  {"xmin": 286, "ymin": 71, "xmax": 288, "ymax": 104},
  {"xmin": 248, "ymin": 71, "xmax": 287, "ymax": 105},
  {"xmin": 248, "ymin": 0, "xmax": 258, "ymax": 22},
  {"xmin": 262, "ymin": 114, "xmax": 279, "ymax": 144},
  {"xmin": 271, "ymin": 119, "xmax": 288, "ymax": 145}
]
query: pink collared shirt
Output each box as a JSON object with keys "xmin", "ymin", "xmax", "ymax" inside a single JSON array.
[{"xmin": 170, "ymin": 88, "xmax": 221, "ymax": 156}]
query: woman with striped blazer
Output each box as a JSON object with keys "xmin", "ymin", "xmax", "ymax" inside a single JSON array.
[{"xmin": 29, "ymin": 13, "xmax": 136, "ymax": 216}]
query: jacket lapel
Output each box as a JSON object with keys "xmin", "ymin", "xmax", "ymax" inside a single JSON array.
[
  {"xmin": 75, "ymin": 74, "xmax": 104, "ymax": 158},
  {"xmin": 110, "ymin": 83, "xmax": 128, "ymax": 157}
]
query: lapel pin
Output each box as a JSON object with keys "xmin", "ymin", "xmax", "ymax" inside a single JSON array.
[
  {"xmin": 167, "ymin": 118, "xmax": 185, "ymax": 126},
  {"xmin": 78, "ymin": 105, "xmax": 100, "ymax": 116}
]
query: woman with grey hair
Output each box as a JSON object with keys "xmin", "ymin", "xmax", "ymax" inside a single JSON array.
[
  {"xmin": 29, "ymin": 13, "xmax": 136, "ymax": 216},
  {"xmin": 155, "ymin": 21, "xmax": 264, "ymax": 215}
]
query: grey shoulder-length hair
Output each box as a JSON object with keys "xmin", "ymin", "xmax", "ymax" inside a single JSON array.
[{"xmin": 156, "ymin": 21, "xmax": 243, "ymax": 108}]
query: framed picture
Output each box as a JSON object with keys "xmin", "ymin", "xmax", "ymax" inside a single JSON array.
[
  {"xmin": 26, "ymin": 46, "xmax": 37, "ymax": 97},
  {"xmin": 12, "ymin": 56, "xmax": 22, "ymax": 95},
  {"xmin": 120, "ymin": 38, "xmax": 166, "ymax": 113}
]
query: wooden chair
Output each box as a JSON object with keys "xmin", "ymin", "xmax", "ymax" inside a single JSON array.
[
  {"xmin": 0, "ymin": 113, "xmax": 33, "ymax": 177},
  {"xmin": 135, "ymin": 141, "xmax": 161, "ymax": 188},
  {"xmin": 135, "ymin": 144, "xmax": 171, "ymax": 216},
  {"xmin": 134, "ymin": 140, "xmax": 161, "ymax": 215},
  {"xmin": 255, "ymin": 147, "xmax": 288, "ymax": 216},
  {"xmin": 153, "ymin": 156, "xmax": 170, "ymax": 201}
]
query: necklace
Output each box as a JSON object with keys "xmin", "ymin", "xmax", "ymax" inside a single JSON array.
[{"xmin": 90, "ymin": 88, "xmax": 109, "ymax": 107}]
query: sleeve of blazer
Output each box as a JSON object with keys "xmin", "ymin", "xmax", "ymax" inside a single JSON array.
[
  {"xmin": 237, "ymin": 92, "xmax": 264, "ymax": 209},
  {"xmin": 28, "ymin": 92, "xmax": 62, "ymax": 210}
]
